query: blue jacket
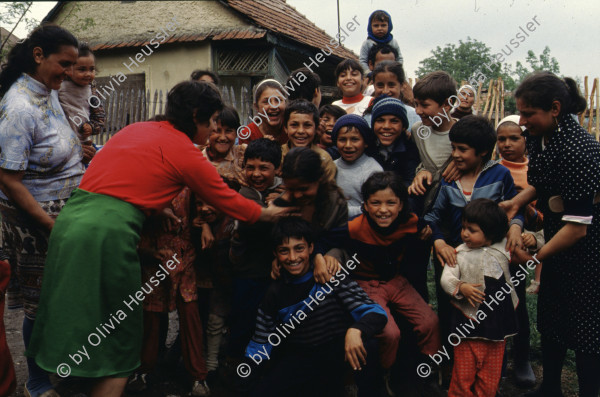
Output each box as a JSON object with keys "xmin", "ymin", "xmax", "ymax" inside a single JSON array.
[{"xmin": 424, "ymin": 161, "xmax": 524, "ymax": 246}]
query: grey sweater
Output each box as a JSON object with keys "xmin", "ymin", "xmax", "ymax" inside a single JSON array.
[{"xmin": 335, "ymin": 154, "xmax": 383, "ymax": 218}]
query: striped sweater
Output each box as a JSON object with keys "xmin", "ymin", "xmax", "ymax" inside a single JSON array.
[{"xmin": 245, "ymin": 268, "xmax": 387, "ymax": 360}]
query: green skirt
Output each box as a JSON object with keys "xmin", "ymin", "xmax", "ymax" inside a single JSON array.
[{"xmin": 27, "ymin": 189, "xmax": 145, "ymax": 378}]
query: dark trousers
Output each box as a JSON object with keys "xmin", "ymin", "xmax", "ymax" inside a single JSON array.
[
  {"xmin": 141, "ymin": 296, "xmax": 207, "ymax": 380},
  {"xmin": 540, "ymin": 336, "xmax": 600, "ymax": 397},
  {"xmin": 227, "ymin": 277, "xmax": 270, "ymax": 357},
  {"xmin": 250, "ymin": 337, "xmax": 381, "ymax": 397},
  {"xmin": 510, "ymin": 263, "xmax": 531, "ymax": 362}
]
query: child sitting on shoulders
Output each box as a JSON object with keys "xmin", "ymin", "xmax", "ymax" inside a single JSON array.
[
  {"xmin": 359, "ymin": 10, "xmax": 403, "ymax": 73},
  {"xmin": 244, "ymin": 217, "xmax": 387, "ymax": 396},
  {"xmin": 441, "ymin": 199, "xmax": 523, "ymax": 397},
  {"xmin": 281, "ymin": 99, "xmax": 336, "ymax": 182},
  {"xmin": 58, "ymin": 42, "xmax": 104, "ymax": 164},
  {"xmin": 332, "ymin": 59, "xmax": 372, "ymax": 116},
  {"xmin": 317, "ymin": 104, "xmax": 346, "ymax": 160},
  {"xmin": 331, "ymin": 114, "xmax": 382, "ymax": 218}
]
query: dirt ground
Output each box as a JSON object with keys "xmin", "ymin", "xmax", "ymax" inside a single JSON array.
[{"xmin": 5, "ymin": 302, "xmax": 580, "ymax": 397}]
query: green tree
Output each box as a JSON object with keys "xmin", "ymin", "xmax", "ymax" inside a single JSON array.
[
  {"xmin": 0, "ymin": 1, "xmax": 37, "ymax": 61},
  {"xmin": 415, "ymin": 37, "xmax": 511, "ymax": 84},
  {"xmin": 514, "ymin": 46, "xmax": 560, "ymax": 82}
]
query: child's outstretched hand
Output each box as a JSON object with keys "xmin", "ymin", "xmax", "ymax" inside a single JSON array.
[
  {"xmin": 459, "ymin": 283, "xmax": 485, "ymax": 307},
  {"xmin": 434, "ymin": 239, "xmax": 457, "ymax": 267},
  {"xmin": 408, "ymin": 170, "xmax": 433, "ymax": 196},
  {"xmin": 522, "ymin": 233, "xmax": 537, "ymax": 249},
  {"xmin": 345, "ymin": 328, "xmax": 367, "ymax": 371}
]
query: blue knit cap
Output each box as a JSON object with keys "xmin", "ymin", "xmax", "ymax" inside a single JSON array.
[
  {"xmin": 331, "ymin": 114, "xmax": 376, "ymax": 148},
  {"xmin": 371, "ymin": 97, "xmax": 408, "ymax": 131},
  {"xmin": 367, "ymin": 10, "xmax": 393, "ymax": 44}
]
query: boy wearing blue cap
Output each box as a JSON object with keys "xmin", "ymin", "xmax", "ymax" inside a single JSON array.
[
  {"xmin": 359, "ymin": 10, "xmax": 404, "ymax": 73},
  {"xmin": 370, "ymin": 97, "xmax": 420, "ymax": 189},
  {"xmin": 332, "ymin": 115, "xmax": 383, "ymax": 218}
]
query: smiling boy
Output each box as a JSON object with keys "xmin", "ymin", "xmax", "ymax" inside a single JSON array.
[
  {"xmin": 244, "ymin": 217, "xmax": 387, "ymax": 396},
  {"xmin": 281, "ymin": 99, "xmax": 336, "ymax": 182},
  {"xmin": 228, "ymin": 138, "xmax": 283, "ymax": 358}
]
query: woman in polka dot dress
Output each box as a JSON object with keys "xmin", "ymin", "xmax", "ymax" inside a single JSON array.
[{"xmin": 503, "ymin": 71, "xmax": 600, "ymax": 397}]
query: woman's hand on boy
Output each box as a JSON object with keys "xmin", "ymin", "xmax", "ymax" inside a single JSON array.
[
  {"xmin": 408, "ymin": 170, "xmax": 433, "ymax": 195},
  {"xmin": 505, "ymin": 224, "xmax": 523, "ymax": 253},
  {"xmin": 459, "ymin": 283, "xmax": 485, "ymax": 307},
  {"xmin": 434, "ymin": 239, "xmax": 457, "ymax": 267},
  {"xmin": 258, "ymin": 200, "xmax": 300, "ymax": 222},
  {"xmin": 345, "ymin": 328, "xmax": 367, "ymax": 371},
  {"xmin": 442, "ymin": 161, "xmax": 462, "ymax": 183}
]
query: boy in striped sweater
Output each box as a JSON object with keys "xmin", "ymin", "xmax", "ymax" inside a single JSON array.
[{"xmin": 243, "ymin": 217, "xmax": 387, "ymax": 396}]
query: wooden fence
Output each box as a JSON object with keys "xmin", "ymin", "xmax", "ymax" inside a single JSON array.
[{"xmin": 92, "ymin": 85, "xmax": 251, "ymax": 145}]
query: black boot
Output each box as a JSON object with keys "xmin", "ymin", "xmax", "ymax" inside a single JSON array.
[{"xmin": 513, "ymin": 358, "xmax": 536, "ymax": 388}]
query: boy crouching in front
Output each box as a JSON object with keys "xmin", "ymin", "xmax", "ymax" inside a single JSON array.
[{"xmin": 242, "ymin": 217, "xmax": 387, "ymax": 396}]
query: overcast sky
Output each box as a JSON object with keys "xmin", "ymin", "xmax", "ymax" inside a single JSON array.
[{"xmin": 8, "ymin": 0, "xmax": 600, "ymax": 81}]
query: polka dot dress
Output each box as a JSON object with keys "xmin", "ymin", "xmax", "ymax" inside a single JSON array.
[{"xmin": 525, "ymin": 115, "xmax": 600, "ymax": 354}]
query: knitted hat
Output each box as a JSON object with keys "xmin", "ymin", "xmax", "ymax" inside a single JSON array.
[
  {"xmin": 498, "ymin": 115, "xmax": 525, "ymax": 132},
  {"xmin": 331, "ymin": 114, "xmax": 376, "ymax": 148},
  {"xmin": 367, "ymin": 10, "xmax": 393, "ymax": 44},
  {"xmin": 371, "ymin": 97, "xmax": 409, "ymax": 131}
]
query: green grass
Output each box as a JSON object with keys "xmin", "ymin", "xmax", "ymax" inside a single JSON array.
[{"xmin": 425, "ymin": 259, "xmax": 579, "ymax": 395}]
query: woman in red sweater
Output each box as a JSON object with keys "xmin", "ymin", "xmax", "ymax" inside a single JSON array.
[{"xmin": 27, "ymin": 81, "xmax": 292, "ymax": 397}]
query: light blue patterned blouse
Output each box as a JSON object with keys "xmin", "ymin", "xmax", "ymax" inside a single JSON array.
[{"xmin": 0, "ymin": 74, "xmax": 84, "ymax": 202}]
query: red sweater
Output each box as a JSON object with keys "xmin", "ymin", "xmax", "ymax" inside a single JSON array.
[
  {"xmin": 80, "ymin": 121, "xmax": 261, "ymax": 223},
  {"xmin": 238, "ymin": 122, "xmax": 288, "ymax": 146}
]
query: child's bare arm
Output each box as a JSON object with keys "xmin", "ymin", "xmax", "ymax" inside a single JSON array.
[{"xmin": 459, "ymin": 283, "xmax": 485, "ymax": 307}]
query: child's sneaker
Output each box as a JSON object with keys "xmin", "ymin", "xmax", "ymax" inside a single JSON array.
[{"xmin": 191, "ymin": 380, "xmax": 211, "ymax": 396}]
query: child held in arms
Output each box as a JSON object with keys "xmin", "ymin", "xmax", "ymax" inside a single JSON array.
[
  {"xmin": 359, "ymin": 10, "xmax": 403, "ymax": 73},
  {"xmin": 58, "ymin": 42, "xmax": 104, "ymax": 164}
]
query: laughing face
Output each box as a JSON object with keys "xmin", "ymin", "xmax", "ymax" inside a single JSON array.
[
  {"xmin": 363, "ymin": 187, "xmax": 403, "ymax": 228},
  {"xmin": 373, "ymin": 114, "xmax": 403, "ymax": 147},
  {"xmin": 285, "ymin": 112, "xmax": 316, "ymax": 147},
  {"xmin": 336, "ymin": 126, "xmax": 367, "ymax": 163},
  {"xmin": 337, "ymin": 67, "xmax": 363, "ymax": 98},
  {"xmin": 31, "ymin": 44, "xmax": 78, "ymax": 90},
  {"xmin": 275, "ymin": 236, "xmax": 313, "ymax": 277},
  {"xmin": 255, "ymin": 87, "xmax": 286, "ymax": 129},
  {"xmin": 244, "ymin": 158, "xmax": 277, "ymax": 192},
  {"xmin": 208, "ymin": 120, "xmax": 236, "ymax": 157},
  {"xmin": 69, "ymin": 54, "xmax": 96, "ymax": 87}
]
